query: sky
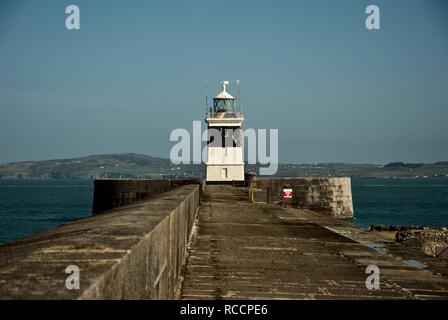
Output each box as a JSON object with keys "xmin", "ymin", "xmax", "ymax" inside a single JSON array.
[{"xmin": 0, "ymin": 0, "xmax": 447, "ymax": 165}]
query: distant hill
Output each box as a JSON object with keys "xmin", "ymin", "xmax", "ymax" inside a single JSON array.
[
  {"xmin": 383, "ymin": 162, "xmax": 423, "ymax": 169},
  {"xmin": 273, "ymin": 162, "xmax": 448, "ymax": 179},
  {"xmin": 0, "ymin": 154, "xmax": 447, "ymax": 179},
  {"xmin": 0, "ymin": 153, "xmax": 200, "ymax": 180}
]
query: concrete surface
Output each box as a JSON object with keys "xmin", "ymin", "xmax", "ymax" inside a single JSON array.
[{"xmin": 181, "ymin": 185, "xmax": 448, "ymax": 300}]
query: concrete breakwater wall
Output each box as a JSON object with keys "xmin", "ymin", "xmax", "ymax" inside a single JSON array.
[
  {"xmin": 250, "ymin": 177, "xmax": 354, "ymax": 218},
  {"xmin": 0, "ymin": 184, "xmax": 200, "ymax": 299},
  {"xmin": 92, "ymin": 179, "xmax": 200, "ymax": 214}
]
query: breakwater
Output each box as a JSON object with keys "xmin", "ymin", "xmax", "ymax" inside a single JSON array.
[
  {"xmin": 181, "ymin": 185, "xmax": 448, "ymax": 299},
  {"xmin": 0, "ymin": 184, "xmax": 200, "ymax": 299},
  {"xmin": 4, "ymin": 177, "xmax": 446, "ymax": 300}
]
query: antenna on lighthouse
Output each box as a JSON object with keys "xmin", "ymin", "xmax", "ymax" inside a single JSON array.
[
  {"xmin": 236, "ymin": 79, "xmax": 242, "ymax": 114},
  {"xmin": 205, "ymin": 86, "xmax": 209, "ymax": 115}
]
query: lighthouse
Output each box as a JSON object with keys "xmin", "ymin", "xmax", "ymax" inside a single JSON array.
[{"xmin": 205, "ymin": 81, "xmax": 245, "ymax": 182}]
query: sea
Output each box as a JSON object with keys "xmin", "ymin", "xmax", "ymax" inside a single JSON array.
[
  {"xmin": 0, "ymin": 180, "xmax": 93, "ymax": 245},
  {"xmin": 351, "ymin": 178, "xmax": 448, "ymax": 229},
  {"xmin": 0, "ymin": 178, "xmax": 447, "ymax": 245}
]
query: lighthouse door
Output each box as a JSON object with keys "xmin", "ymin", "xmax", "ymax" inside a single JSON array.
[{"xmin": 221, "ymin": 168, "xmax": 228, "ymax": 179}]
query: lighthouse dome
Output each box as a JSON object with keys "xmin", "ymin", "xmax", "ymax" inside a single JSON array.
[
  {"xmin": 213, "ymin": 80, "xmax": 235, "ymax": 100},
  {"xmin": 214, "ymin": 90, "xmax": 235, "ymax": 100}
]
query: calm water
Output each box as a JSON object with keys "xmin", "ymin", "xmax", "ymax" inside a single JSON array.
[
  {"xmin": 0, "ymin": 178, "xmax": 447, "ymax": 245},
  {"xmin": 351, "ymin": 178, "xmax": 448, "ymax": 229},
  {"xmin": 0, "ymin": 180, "xmax": 93, "ymax": 245}
]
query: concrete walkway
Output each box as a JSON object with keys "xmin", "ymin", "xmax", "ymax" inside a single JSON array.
[{"xmin": 180, "ymin": 185, "xmax": 448, "ymax": 300}]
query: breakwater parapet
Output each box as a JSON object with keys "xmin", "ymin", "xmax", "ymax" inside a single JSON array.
[
  {"xmin": 249, "ymin": 177, "xmax": 354, "ymax": 218},
  {"xmin": 92, "ymin": 179, "xmax": 200, "ymax": 214},
  {"xmin": 0, "ymin": 184, "xmax": 199, "ymax": 299}
]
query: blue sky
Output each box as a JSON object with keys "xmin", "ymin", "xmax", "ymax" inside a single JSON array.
[{"xmin": 0, "ymin": 0, "xmax": 447, "ymax": 164}]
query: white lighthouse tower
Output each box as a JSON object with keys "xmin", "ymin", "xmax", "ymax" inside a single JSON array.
[{"xmin": 205, "ymin": 81, "xmax": 245, "ymax": 182}]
